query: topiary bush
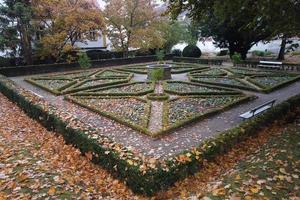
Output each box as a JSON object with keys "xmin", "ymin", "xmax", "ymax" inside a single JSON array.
[
  {"xmin": 172, "ymin": 49, "xmax": 182, "ymax": 57},
  {"xmin": 182, "ymin": 45, "xmax": 202, "ymax": 58},
  {"xmin": 78, "ymin": 52, "xmax": 91, "ymax": 69},
  {"xmin": 231, "ymin": 52, "xmax": 242, "ymax": 64}
]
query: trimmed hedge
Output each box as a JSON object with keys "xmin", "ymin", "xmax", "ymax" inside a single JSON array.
[
  {"xmin": 173, "ymin": 57, "xmax": 224, "ymax": 65},
  {"xmin": 1, "ymin": 73, "xmax": 300, "ymax": 196},
  {"xmin": 0, "ymin": 55, "xmax": 174, "ymax": 77}
]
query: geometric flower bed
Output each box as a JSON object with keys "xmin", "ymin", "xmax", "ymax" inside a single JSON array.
[
  {"xmin": 117, "ymin": 62, "xmax": 209, "ymax": 74},
  {"xmin": 1, "ymin": 63, "xmax": 300, "ymax": 196},
  {"xmin": 164, "ymin": 95, "xmax": 247, "ymax": 131},
  {"xmin": 25, "ymin": 69, "xmax": 133, "ymax": 95},
  {"xmin": 163, "ymin": 81, "xmax": 241, "ymax": 95},
  {"xmin": 67, "ymin": 96, "xmax": 151, "ymax": 133},
  {"xmin": 247, "ymin": 75, "xmax": 299, "ymax": 91},
  {"xmin": 189, "ymin": 76, "xmax": 258, "ymax": 91},
  {"xmin": 189, "ymin": 67, "xmax": 300, "ymax": 93},
  {"xmin": 24, "ymin": 64, "xmax": 300, "ymax": 138},
  {"xmin": 189, "ymin": 68, "xmax": 228, "ymax": 76}
]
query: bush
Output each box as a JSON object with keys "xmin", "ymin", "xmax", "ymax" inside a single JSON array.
[
  {"xmin": 155, "ymin": 49, "xmax": 165, "ymax": 63},
  {"xmin": 78, "ymin": 52, "xmax": 91, "ymax": 69},
  {"xmin": 150, "ymin": 68, "xmax": 164, "ymax": 81},
  {"xmin": 182, "ymin": 45, "xmax": 202, "ymax": 58},
  {"xmin": 231, "ymin": 52, "xmax": 242, "ymax": 64},
  {"xmin": 172, "ymin": 49, "xmax": 182, "ymax": 57},
  {"xmin": 252, "ymin": 50, "xmax": 272, "ymax": 57}
]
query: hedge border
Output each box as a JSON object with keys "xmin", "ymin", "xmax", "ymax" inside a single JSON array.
[
  {"xmin": 1, "ymin": 73, "xmax": 300, "ymax": 196},
  {"xmin": 189, "ymin": 68, "xmax": 228, "ymax": 77},
  {"xmin": 189, "ymin": 76, "xmax": 259, "ymax": 92},
  {"xmin": 72, "ymin": 81, "xmax": 155, "ymax": 97},
  {"xmin": 66, "ymin": 95, "xmax": 152, "ymax": 136},
  {"xmin": 146, "ymin": 93, "xmax": 170, "ymax": 101},
  {"xmin": 163, "ymin": 80, "xmax": 243, "ymax": 96},
  {"xmin": 160, "ymin": 95, "xmax": 254, "ymax": 137},
  {"xmin": 24, "ymin": 78, "xmax": 78, "ymax": 95},
  {"xmin": 62, "ymin": 78, "xmax": 131, "ymax": 94},
  {"xmin": 246, "ymin": 75, "xmax": 300, "ymax": 93}
]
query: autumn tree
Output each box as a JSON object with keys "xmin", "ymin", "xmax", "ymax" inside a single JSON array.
[
  {"xmin": 0, "ymin": 0, "xmax": 34, "ymax": 64},
  {"xmin": 32, "ymin": 0, "xmax": 105, "ymax": 62},
  {"xmin": 104, "ymin": 0, "xmax": 165, "ymax": 57}
]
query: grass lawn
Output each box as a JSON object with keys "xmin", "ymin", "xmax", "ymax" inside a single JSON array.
[{"xmin": 202, "ymin": 118, "xmax": 300, "ymax": 199}]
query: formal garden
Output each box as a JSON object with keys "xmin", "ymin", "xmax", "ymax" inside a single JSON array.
[
  {"xmin": 1, "ymin": 0, "xmax": 300, "ymax": 198},
  {"xmin": 0, "ymin": 59, "xmax": 297, "ymax": 197}
]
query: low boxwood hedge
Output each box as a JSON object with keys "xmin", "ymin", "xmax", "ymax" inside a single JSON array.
[{"xmin": 1, "ymin": 73, "xmax": 300, "ymax": 196}]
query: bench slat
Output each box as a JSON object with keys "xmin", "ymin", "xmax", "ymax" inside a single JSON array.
[
  {"xmin": 239, "ymin": 99, "xmax": 276, "ymax": 119},
  {"xmin": 259, "ymin": 61, "xmax": 282, "ymax": 65}
]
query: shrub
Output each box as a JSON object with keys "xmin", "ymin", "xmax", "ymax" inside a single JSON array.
[
  {"xmin": 78, "ymin": 52, "xmax": 91, "ymax": 69},
  {"xmin": 182, "ymin": 45, "xmax": 202, "ymax": 58},
  {"xmin": 150, "ymin": 68, "xmax": 164, "ymax": 81},
  {"xmin": 155, "ymin": 49, "xmax": 165, "ymax": 64},
  {"xmin": 252, "ymin": 50, "xmax": 272, "ymax": 57},
  {"xmin": 231, "ymin": 52, "xmax": 242, "ymax": 64},
  {"xmin": 172, "ymin": 49, "xmax": 182, "ymax": 57}
]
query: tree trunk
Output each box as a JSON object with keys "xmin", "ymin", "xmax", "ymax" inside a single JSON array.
[
  {"xmin": 20, "ymin": 23, "xmax": 33, "ymax": 65},
  {"xmin": 277, "ymin": 37, "xmax": 287, "ymax": 61}
]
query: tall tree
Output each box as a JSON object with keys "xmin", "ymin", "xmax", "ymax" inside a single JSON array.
[
  {"xmin": 167, "ymin": 0, "xmax": 273, "ymax": 60},
  {"xmin": 253, "ymin": 0, "xmax": 300, "ymax": 60},
  {"xmin": 32, "ymin": 0, "xmax": 105, "ymax": 62},
  {"xmin": 104, "ymin": 0, "xmax": 165, "ymax": 57},
  {"xmin": 0, "ymin": 0, "xmax": 33, "ymax": 64}
]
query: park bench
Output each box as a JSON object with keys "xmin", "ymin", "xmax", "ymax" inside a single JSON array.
[
  {"xmin": 258, "ymin": 61, "xmax": 282, "ymax": 70},
  {"xmin": 239, "ymin": 99, "xmax": 276, "ymax": 120}
]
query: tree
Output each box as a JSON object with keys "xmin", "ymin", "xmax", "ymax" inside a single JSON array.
[
  {"xmin": 32, "ymin": 0, "xmax": 105, "ymax": 62},
  {"xmin": 0, "ymin": 0, "xmax": 34, "ymax": 64},
  {"xmin": 104, "ymin": 0, "xmax": 165, "ymax": 57},
  {"xmin": 167, "ymin": 0, "xmax": 273, "ymax": 60},
  {"xmin": 252, "ymin": 0, "xmax": 300, "ymax": 60},
  {"xmin": 158, "ymin": 20, "xmax": 186, "ymax": 53}
]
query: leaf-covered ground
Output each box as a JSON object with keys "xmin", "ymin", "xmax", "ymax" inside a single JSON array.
[
  {"xmin": 0, "ymin": 90, "xmax": 300, "ymax": 199},
  {"xmin": 201, "ymin": 119, "xmax": 300, "ymax": 200},
  {"xmin": 0, "ymin": 93, "xmax": 139, "ymax": 200}
]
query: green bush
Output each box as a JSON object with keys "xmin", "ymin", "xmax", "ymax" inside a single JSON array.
[
  {"xmin": 172, "ymin": 49, "xmax": 182, "ymax": 57},
  {"xmin": 252, "ymin": 50, "xmax": 272, "ymax": 57},
  {"xmin": 155, "ymin": 49, "xmax": 165, "ymax": 64},
  {"xmin": 231, "ymin": 52, "xmax": 242, "ymax": 64},
  {"xmin": 182, "ymin": 45, "xmax": 202, "ymax": 58},
  {"xmin": 78, "ymin": 52, "xmax": 91, "ymax": 69},
  {"xmin": 150, "ymin": 68, "xmax": 164, "ymax": 81}
]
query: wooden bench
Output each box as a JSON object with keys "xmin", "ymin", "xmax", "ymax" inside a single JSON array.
[
  {"xmin": 258, "ymin": 61, "xmax": 282, "ymax": 70},
  {"xmin": 239, "ymin": 99, "xmax": 276, "ymax": 120}
]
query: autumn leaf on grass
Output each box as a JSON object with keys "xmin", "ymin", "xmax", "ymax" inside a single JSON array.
[
  {"xmin": 48, "ymin": 187, "xmax": 56, "ymax": 196},
  {"xmin": 250, "ymin": 185, "xmax": 261, "ymax": 194},
  {"xmin": 212, "ymin": 187, "xmax": 226, "ymax": 196},
  {"xmin": 0, "ymin": 193, "xmax": 7, "ymax": 200}
]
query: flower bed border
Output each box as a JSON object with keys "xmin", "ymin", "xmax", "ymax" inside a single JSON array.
[
  {"xmin": 72, "ymin": 81, "xmax": 155, "ymax": 96},
  {"xmin": 1, "ymin": 73, "xmax": 300, "ymax": 196},
  {"xmin": 163, "ymin": 80, "xmax": 242, "ymax": 96},
  {"xmin": 246, "ymin": 75, "xmax": 300, "ymax": 93},
  {"xmin": 189, "ymin": 76, "xmax": 259, "ymax": 92}
]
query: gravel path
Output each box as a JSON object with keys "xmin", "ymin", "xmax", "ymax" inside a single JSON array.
[{"xmin": 10, "ymin": 72, "xmax": 300, "ymax": 159}]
